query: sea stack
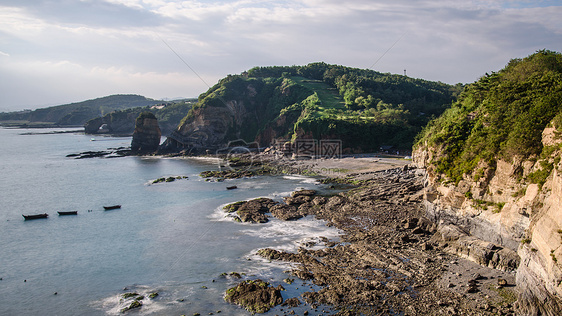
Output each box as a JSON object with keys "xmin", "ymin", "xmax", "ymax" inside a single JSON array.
[{"xmin": 131, "ymin": 112, "xmax": 161, "ymax": 153}]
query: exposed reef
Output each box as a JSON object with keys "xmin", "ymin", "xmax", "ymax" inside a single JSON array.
[{"xmin": 220, "ymin": 165, "xmax": 518, "ymax": 315}]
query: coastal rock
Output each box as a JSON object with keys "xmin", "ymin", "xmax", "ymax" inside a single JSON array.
[
  {"xmin": 131, "ymin": 112, "xmax": 161, "ymax": 153},
  {"xmin": 120, "ymin": 300, "xmax": 142, "ymax": 313},
  {"xmin": 270, "ymin": 204, "xmax": 303, "ymax": 221},
  {"xmin": 292, "ymin": 189, "xmax": 317, "ymax": 197},
  {"xmin": 284, "ymin": 195, "xmax": 313, "ymax": 206},
  {"xmin": 413, "ymin": 121, "xmax": 562, "ymax": 314},
  {"xmin": 228, "ymin": 198, "xmax": 277, "ymax": 223},
  {"xmin": 282, "ymin": 297, "xmax": 301, "ymax": 307},
  {"xmin": 224, "ymin": 279, "xmax": 283, "ymax": 314},
  {"xmin": 258, "ymin": 248, "xmax": 301, "ymax": 262}
]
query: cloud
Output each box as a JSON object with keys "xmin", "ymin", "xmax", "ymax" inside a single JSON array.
[{"xmin": 0, "ymin": 0, "xmax": 561, "ymax": 110}]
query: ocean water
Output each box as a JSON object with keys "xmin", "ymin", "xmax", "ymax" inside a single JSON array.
[{"xmin": 0, "ymin": 128, "xmax": 340, "ymax": 316}]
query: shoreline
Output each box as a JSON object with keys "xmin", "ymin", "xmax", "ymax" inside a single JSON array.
[
  {"xmin": 218, "ymin": 155, "xmax": 518, "ymax": 315},
  {"xmin": 59, "ymin": 140, "xmax": 520, "ymax": 314}
]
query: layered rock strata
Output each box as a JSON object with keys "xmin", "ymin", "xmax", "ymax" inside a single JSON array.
[{"xmin": 414, "ymin": 126, "xmax": 562, "ymax": 315}]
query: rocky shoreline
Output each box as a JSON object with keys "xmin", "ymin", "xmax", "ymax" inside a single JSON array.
[{"xmin": 220, "ymin": 161, "xmax": 519, "ymax": 315}]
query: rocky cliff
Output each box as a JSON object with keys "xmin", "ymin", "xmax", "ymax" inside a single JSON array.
[
  {"xmin": 415, "ymin": 125, "xmax": 562, "ymax": 315},
  {"xmin": 414, "ymin": 50, "xmax": 562, "ymax": 315},
  {"xmin": 160, "ymin": 63, "xmax": 459, "ymax": 154},
  {"xmin": 160, "ymin": 75, "xmax": 313, "ymax": 154},
  {"xmin": 131, "ymin": 112, "xmax": 161, "ymax": 153},
  {"xmin": 84, "ymin": 101, "xmax": 194, "ymax": 136}
]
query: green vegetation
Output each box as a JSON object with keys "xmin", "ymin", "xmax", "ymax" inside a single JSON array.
[
  {"xmin": 84, "ymin": 99, "xmax": 195, "ymax": 135},
  {"xmin": 181, "ymin": 62, "xmax": 460, "ymax": 151},
  {"xmin": 488, "ymin": 284, "xmax": 518, "ymax": 305},
  {"xmin": 0, "ymin": 94, "xmax": 161, "ymax": 126},
  {"xmin": 416, "ymin": 50, "xmax": 562, "ymax": 184}
]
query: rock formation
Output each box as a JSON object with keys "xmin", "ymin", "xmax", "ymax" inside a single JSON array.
[
  {"xmin": 411, "ymin": 50, "xmax": 562, "ymax": 315},
  {"xmin": 84, "ymin": 112, "xmax": 138, "ymax": 135},
  {"xmin": 131, "ymin": 112, "xmax": 161, "ymax": 153},
  {"xmin": 414, "ymin": 125, "xmax": 562, "ymax": 315}
]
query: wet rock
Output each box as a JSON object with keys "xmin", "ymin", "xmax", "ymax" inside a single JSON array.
[
  {"xmin": 284, "ymin": 195, "xmax": 312, "ymax": 205},
  {"xmin": 225, "ymin": 198, "xmax": 277, "ymax": 223},
  {"xmin": 270, "ymin": 204, "xmax": 303, "ymax": 221},
  {"xmin": 122, "ymin": 292, "xmax": 139, "ymax": 299},
  {"xmin": 120, "ymin": 300, "xmax": 142, "ymax": 313},
  {"xmin": 282, "ymin": 297, "xmax": 301, "ymax": 307},
  {"xmin": 312, "ymin": 196, "xmax": 328, "ymax": 206},
  {"xmin": 224, "ymin": 279, "xmax": 283, "ymax": 314},
  {"xmin": 292, "ymin": 189, "xmax": 317, "ymax": 197},
  {"xmin": 258, "ymin": 248, "xmax": 300, "ymax": 262},
  {"xmin": 223, "ymin": 201, "xmax": 245, "ymax": 213}
]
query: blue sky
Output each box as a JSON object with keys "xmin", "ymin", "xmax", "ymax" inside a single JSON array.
[{"xmin": 1, "ymin": 0, "xmax": 561, "ymax": 111}]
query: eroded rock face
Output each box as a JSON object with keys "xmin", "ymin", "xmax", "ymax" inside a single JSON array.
[
  {"xmin": 414, "ymin": 125, "xmax": 562, "ymax": 314},
  {"xmin": 131, "ymin": 112, "xmax": 161, "ymax": 153}
]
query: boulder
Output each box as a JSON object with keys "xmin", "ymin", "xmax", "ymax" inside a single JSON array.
[
  {"xmin": 227, "ymin": 198, "xmax": 277, "ymax": 223},
  {"xmin": 224, "ymin": 279, "xmax": 283, "ymax": 314}
]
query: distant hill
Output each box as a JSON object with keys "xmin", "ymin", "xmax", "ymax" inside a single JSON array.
[
  {"xmin": 163, "ymin": 62, "xmax": 462, "ymax": 154},
  {"xmin": 84, "ymin": 99, "xmax": 196, "ymax": 136},
  {"xmin": 0, "ymin": 94, "xmax": 161, "ymax": 126}
]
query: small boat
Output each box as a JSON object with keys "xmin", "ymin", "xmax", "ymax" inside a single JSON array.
[
  {"xmin": 226, "ymin": 185, "xmax": 238, "ymax": 190},
  {"xmin": 58, "ymin": 211, "xmax": 78, "ymax": 216},
  {"xmin": 103, "ymin": 205, "xmax": 121, "ymax": 210},
  {"xmin": 22, "ymin": 213, "xmax": 48, "ymax": 220}
]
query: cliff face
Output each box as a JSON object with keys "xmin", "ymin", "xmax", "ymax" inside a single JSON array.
[
  {"xmin": 412, "ymin": 50, "xmax": 562, "ymax": 315},
  {"xmin": 131, "ymin": 112, "xmax": 161, "ymax": 153},
  {"xmin": 160, "ymin": 63, "xmax": 459, "ymax": 154},
  {"xmin": 414, "ymin": 117, "xmax": 562, "ymax": 315},
  {"xmin": 161, "ymin": 76, "xmax": 312, "ymax": 153},
  {"xmin": 84, "ymin": 112, "xmax": 138, "ymax": 135}
]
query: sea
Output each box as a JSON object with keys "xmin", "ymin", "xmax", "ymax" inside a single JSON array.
[{"xmin": 0, "ymin": 127, "xmax": 340, "ymax": 316}]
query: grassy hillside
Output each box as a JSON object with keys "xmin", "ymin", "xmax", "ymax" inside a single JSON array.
[
  {"xmin": 0, "ymin": 94, "xmax": 161, "ymax": 126},
  {"xmin": 415, "ymin": 49, "xmax": 562, "ymax": 184},
  {"xmin": 178, "ymin": 63, "xmax": 461, "ymax": 152}
]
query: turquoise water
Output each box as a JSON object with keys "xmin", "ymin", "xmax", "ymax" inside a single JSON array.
[{"xmin": 0, "ymin": 128, "xmax": 339, "ymax": 315}]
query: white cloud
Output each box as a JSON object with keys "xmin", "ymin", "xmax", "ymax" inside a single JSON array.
[{"xmin": 0, "ymin": 0, "xmax": 561, "ymax": 110}]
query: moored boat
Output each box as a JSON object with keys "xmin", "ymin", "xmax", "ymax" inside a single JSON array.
[
  {"xmin": 22, "ymin": 213, "xmax": 48, "ymax": 220},
  {"xmin": 226, "ymin": 185, "xmax": 238, "ymax": 190},
  {"xmin": 58, "ymin": 211, "xmax": 78, "ymax": 215},
  {"xmin": 103, "ymin": 205, "xmax": 121, "ymax": 210}
]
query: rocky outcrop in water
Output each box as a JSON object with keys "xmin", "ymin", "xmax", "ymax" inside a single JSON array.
[
  {"xmin": 224, "ymin": 279, "xmax": 284, "ymax": 314},
  {"xmin": 131, "ymin": 112, "xmax": 161, "ymax": 153}
]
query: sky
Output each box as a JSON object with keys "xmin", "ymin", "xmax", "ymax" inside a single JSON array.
[{"xmin": 1, "ymin": 0, "xmax": 562, "ymax": 111}]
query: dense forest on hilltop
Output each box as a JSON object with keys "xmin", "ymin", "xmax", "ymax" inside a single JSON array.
[
  {"xmin": 415, "ymin": 49, "xmax": 562, "ymax": 184},
  {"xmin": 180, "ymin": 62, "xmax": 461, "ymax": 152}
]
